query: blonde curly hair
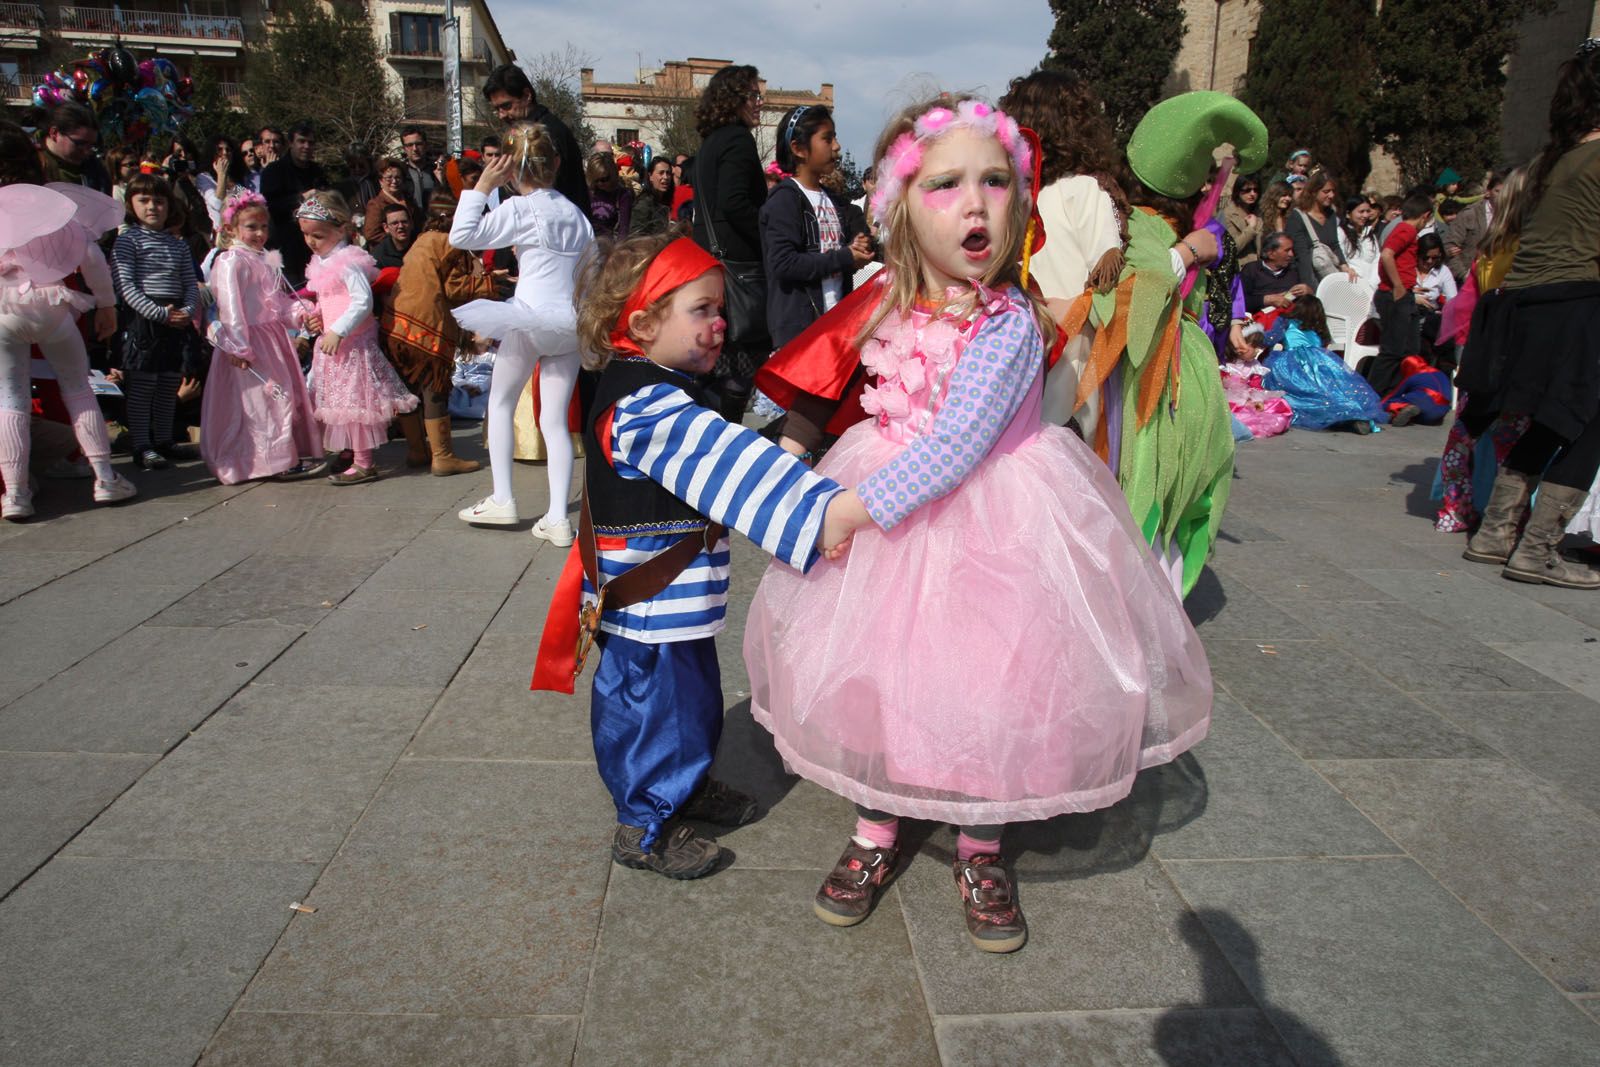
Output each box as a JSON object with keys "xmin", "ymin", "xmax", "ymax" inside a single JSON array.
[{"xmin": 573, "ymin": 228, "xmax": 697, "ymax": 371}]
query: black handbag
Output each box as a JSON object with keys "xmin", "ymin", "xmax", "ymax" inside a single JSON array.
[{"xmin": 696, "ymin": 153, "xmax": 770, "ymax": 351}]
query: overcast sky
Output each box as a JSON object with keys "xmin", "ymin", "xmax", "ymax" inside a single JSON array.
[{"xmin": 492, "ymin": 0, "xmax": 1057, "ymax": 164}]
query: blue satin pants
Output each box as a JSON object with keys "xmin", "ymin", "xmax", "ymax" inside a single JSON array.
[{"xmin": 590, "ymin": 632, "xmax": 722, "ymax": 848}]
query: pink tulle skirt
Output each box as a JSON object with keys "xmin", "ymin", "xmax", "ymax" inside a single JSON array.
[
  {"xmin": 309, "ymin": 325, "xmax": 418, "ymax": 451},
  {"xmin": 743, "ymin": 421, "xmax": 1213, "ymax": 826}
]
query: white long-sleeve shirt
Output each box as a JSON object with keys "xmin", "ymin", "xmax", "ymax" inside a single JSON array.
[{"xmin": 448, "ymin": 187, "xmax": 592, "ymax": 309}]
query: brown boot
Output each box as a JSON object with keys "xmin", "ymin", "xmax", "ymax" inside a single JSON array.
[
  {"xmin": 1463, "ymin": 468, "xmax": 1535, "ymax": 564},
  {"xmin": 396, "ymin": 411, "xmax": 429, "ymax": 468},
  {"xmin": 1502, "ymin": 484, "xmax": 1600, "ymax": 589},
  {"xmin": 425, "ymin": 417, "xmax": 480, "ymax": 476}
]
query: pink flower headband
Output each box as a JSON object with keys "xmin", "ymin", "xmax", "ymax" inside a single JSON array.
[
  {"xmin": 869, "ymin": 99, "xmax": 1033, "ymax": 235},
  {"xmin": 221, "ymin": 190, "xmax": 266, "ymax": 227}
]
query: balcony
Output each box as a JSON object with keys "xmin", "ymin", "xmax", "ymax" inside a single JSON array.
[
  {"xmin": 384, "ymin": 35, "xmax": 492, "ymax": 64},
  {"xmin": 0, "ymin": 3, "xmax": 45, "ymax": 47},
  {"xmin": 57, "ymin": 5, "xmax": 245, "ymax": 56}
]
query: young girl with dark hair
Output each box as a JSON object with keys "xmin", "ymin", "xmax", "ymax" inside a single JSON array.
[{"xmin": 760, "ymin": 105, "xmax": 873, "ymax": 358}]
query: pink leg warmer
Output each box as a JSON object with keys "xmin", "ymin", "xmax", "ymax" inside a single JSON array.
[
  {"xmin": 956, "ymin": 830, "xmax": 1003, "ymax": 862},
  {"xmin": 854, "ymin": 815, "xmax": 899, "ymax": 850},
  {"xmin": 0, "ymin": 408, "xmax": 29, "ymax": 494}
]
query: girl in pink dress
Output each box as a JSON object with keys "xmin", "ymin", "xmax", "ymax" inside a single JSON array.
[
  {"xmin": 201, "ymin": 191, "xmax": 324, "ymax": 484},
  {"xmin": 0, "ymin": 176, "xmax": 137, "ymax": 519},
  {"xmin": 743, "ymin": 97, "xmax": 1212, "ymax": 953},
  {"xmin": 295, "ymin": 190, "xmax": 417, "ymax": 484}
]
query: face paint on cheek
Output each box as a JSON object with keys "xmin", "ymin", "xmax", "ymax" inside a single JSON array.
[{"xmin": 921, "ymin": 186, "xmax": 961, "ymax": 212}]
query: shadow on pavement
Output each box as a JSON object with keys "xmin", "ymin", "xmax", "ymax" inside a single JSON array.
[{"xmin": 1157, "ymin": 909, "xmax": 1343, "ymax": 1066}]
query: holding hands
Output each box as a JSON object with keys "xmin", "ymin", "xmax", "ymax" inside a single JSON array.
[{"xmin": 819, "ymin": 490, "xmax": 872, "ymax": 561}]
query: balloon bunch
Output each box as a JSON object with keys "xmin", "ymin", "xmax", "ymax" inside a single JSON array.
[{"xmin": 32, "ymin": 47, "xmax": 195, "ymax": 148}]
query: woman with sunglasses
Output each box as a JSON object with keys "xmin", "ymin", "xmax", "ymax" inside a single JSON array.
[{"xmin": 1225, "ymin": 174, "xmax": 1262, "ymax": 263}]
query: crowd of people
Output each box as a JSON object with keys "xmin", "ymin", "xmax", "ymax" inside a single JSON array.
[{"xmin": 2, "ymin": 39, "xmax": 1597, "ymax": 952}]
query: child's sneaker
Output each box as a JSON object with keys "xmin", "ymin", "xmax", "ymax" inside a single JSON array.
[
  {"xmin": 814, "ymin": 837, "xmax": 898, "ymax": 927},
  {"xmin": 135, "ymin": 448, "xmax": 168, "ymax": 470},
  {"xmin": 953, "ymin": 854, "xmax": 1027, "ymax": 953},
  {"xmin": 460, "ymin": 495, "xmax": 518, "ymax": 526},
  {"xmin": 93, "ymin": 472, "xmax": 138, "ymax": 504},
  {"xmin": 679, "ymin": 777, "xmax": 758, "ymax": 826},
  {"xmin": 612, "ymin": 822, "xmax": 722, "ymax": 879},
  {"xmin": 531, "ymin": 515, "xmax": 575, "ymax": 546},
  {"xmin": 2, "ymin": 488, "xmax": 34, "ymax": 521}
]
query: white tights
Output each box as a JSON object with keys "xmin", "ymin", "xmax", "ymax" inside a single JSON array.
[
  {"xmin": 0, "ymin": 308, "xmax": 115, "ymax": 491},
  {"xmin": 486, "ymin": 335, "xmax": 578, "ymax": 524}
]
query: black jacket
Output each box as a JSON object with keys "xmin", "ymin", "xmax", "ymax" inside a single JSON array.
[
  {"xmin": 527, "ymin": 103, "xmax": 591, "ymax": 221},
  {"xmin": 759, "ymin": 179, "xmax": 857, "ymax": 349},
  {"xmin": 260, "ymin": 157, "xmax": 331, "ymax": 283},
  {"xmin": 691, "ymin": 124, "xmax": 764, "ymax": 262}
]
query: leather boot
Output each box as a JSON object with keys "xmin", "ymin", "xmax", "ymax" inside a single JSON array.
[
  {"xmin": 1462, "ymin": 468, "xmax": 1535, "ymax": 564},
  {"xmin": 425, "ymin": 417, "xmax": 480, "ymax": 476},
  {"xmin": 397, "ymin": 411, "xmax": 429, "ymax": 468},
  {"xmin": 1502, "ymin": 484, "xmax": 1600, "ymax": 589}
]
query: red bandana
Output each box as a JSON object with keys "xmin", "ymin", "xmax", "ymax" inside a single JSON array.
[{"xmin": 608, "ymin": 238, "xmax": 720, "ymax": 357}]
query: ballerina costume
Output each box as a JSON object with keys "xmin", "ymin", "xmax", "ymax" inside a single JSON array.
[
  {"xmin": 202, "ymin": 247, "xmax": 322, "ymax": 483},
  {"xmin": 302, "ymin": 243, "xmax": 416, "ymax": 451},
  {"xmin": 744, "ymin": 284, "xmax": 1213, "ymax": 826}
]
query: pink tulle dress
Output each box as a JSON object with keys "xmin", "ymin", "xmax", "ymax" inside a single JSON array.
[
  {"xmin": 201, "ymin": 247, "xmax": 323, "ymax": 483},
  {"xmin": 743, "ymin": 286, "xmax": 1213, "ymax": 826},
  {"xmin": 303, "ymin": 243, "xmax": 416, "ymax": 451},
  {"xmin": 1221, "ymin": 360, "xmax": 1293, "ymax": 439}
]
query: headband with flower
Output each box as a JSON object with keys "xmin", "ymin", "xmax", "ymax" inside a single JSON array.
[
  {"xmin": 868, "ymin": 99, "xmax": 1033, "ymax": 235},
  {"xmin": 221, "ymin": 189, "xmax": 266, "ymax": 228}
]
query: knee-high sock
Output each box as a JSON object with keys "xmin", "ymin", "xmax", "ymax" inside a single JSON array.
[
  {"xmin": 151, "ymin": 371, "xmax": 181, "ymax": 447},
  {"xmin": 124, "ymin": 370, "xmax": 157, "ymax": 454},
  {"xmin": 0, "ymin": 408, "xmax": 29, "ymax": 494},
  {"xmin": 485, "ymin": 337, "xmax": 537, "ymax": 505},
  {"xmin": 537, "ymin": 352, "xmax": 579, "ymax": 524}
]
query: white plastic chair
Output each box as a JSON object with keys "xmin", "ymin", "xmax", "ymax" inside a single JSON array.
[{"xmin": 1317, "ymin": 273, "xmax": 1378, "ymax": 371}]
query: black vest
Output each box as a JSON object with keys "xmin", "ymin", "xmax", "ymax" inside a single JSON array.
[{"xmin": 583, "ymin": 358, "xmax": 712, "ymax": 536}]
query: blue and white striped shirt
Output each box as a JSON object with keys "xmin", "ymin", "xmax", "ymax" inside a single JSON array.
[{"xmin": 585, "ymin": 380, "xmax": 843, "ymax": 643}]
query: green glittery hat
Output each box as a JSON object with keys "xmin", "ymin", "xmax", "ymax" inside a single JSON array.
[{"xmin": 1127, "ymin": 91, "xmax": 1270, "ymax": 199}]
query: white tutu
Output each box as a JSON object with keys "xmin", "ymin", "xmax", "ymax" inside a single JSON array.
[{"xmin": 453, "ymin": 297, "xmax": 578, "ymax": 353}]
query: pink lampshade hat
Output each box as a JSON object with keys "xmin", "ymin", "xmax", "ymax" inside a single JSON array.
[
  {"xmin": 0, "ymin": 185, "xmax": 76, "ymax": 249},
  {"xmin": 44, "ymin": 182, "xmax": 124, "ymax": 237}
]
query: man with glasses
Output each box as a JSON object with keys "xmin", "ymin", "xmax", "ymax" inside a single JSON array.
[
  {"xmin": 399, "ymin": 125, "xmax": 436, "ymax": 213},
  {"xmin": 239, "ymin": 138, "xmax": 264, "ymax": 191},
  {"xmin": 480, "ymin": 63, "xmax": 590, "ymax": 218},
  {"xmin": 260, "ymin": 120, "xmax": 331, "ymax": 284},
  {"xmin": 256, "ymin": 127, "xmax": 285, "ymax": 166},
  {"xmin": 370, "ymin": 202, "xmax": 415, "ymax": 270},
  {"xmin": 39, "ymin": 101, "xmax": 111, "ymax": 193}
]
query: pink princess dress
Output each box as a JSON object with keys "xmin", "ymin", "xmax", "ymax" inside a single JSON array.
[
  {"xmin": 743, "ymin": 285, "xmax": 1213, "ymax": 826},
  {"xmin": 202, "ymin": 247, "xmax": 322, "ymax": 483},
  {"xmin": 1221, "ymin": 359, "xmax": 1293, "ymax": 440},
  {"xmin": 302, "ymin": 243, "xmax": 416, "ymax": 451}
]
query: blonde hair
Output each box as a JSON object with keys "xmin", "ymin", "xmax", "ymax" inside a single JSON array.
[
  {"xmin": 504, "ymin": 121, "xmax": 558, "ymax": 190},
  {"xmin": 216, "ymin": 200, "xmax": 267, "ymax": 250},
  {"xmin": 573, "ymin": 228, "xmax": 695, "ymax": 371},
  {"xmin": 860, "ymin": 93, "xmax": 1054, "ymax": 351},
  {"xmin": 1482, "ymin": 166, "xmax": 1529, "ymax": 260}
]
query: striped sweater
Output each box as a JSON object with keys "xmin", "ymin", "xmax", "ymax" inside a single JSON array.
[
  {"xmin": 585, "ymin": 379, "xmax": 843, "ymax": 643},
  {"xmin": 112, "ymin": 225, "xmax": 198, "ymax": 322}
]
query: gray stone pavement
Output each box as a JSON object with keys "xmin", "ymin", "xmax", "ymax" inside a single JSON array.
[{"xmin": 2, "ymin": 420, "xmax": 1599, "ymax": 1066}]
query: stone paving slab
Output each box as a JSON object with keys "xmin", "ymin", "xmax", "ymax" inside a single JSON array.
[
  {"xmin": 0, "ymin": 856, "xmax": 318, "ymax": 1067},
  {"xmin": 1165, "ymin": 857, "xmax": 1600, "ymax": 1066},
  {"xmin": 1314, "ymin": 757, "xmax": 1600, "ymax": 994},
  {"xmin": 199, "ymin": 1012, "xmax": 578, "ymax": 1067},
  {"xmin": 0, "ymin": 750, "xmax": 155, "ymax": 893}
]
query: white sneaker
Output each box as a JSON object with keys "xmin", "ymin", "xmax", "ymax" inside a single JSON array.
[
  {"xmin": 93, "ymin": 472, "xmax": 138, "ymax": 504},
  {"xmin": 459, "ymin": 495, "xmax": 519, "ymax": 526},
  {"xmin": 1, "ymin": 489, "xmax": 34, "ymax": 521},
  {"xmin": 532, "ymin": 516, "xmax": 575, "ymax": 547}
]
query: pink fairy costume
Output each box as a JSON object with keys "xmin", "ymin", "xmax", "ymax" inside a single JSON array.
[
  {"xmin": 744, "ymin": 284, "xmax": 1213, "ymax": 826},
  {"xmin": 1221, "ymin": 358, "xmax": 1292, "ymax": 440},
  {"xmin": 0, "ymin": 183, "xmax": 127, "ymax": 506},
  {"xmin": 301, "ymin": 242, "xmax": 417, "ymax": 451},
  {"xmin": 202, "ymin": 240, "xmax": 323, "ymax": 483}
]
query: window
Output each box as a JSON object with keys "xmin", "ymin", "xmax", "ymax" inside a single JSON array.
[
  {"xmin": 389, "ymin": 13, "xmax": 443, "ymax": 56},
  {"xmin": 615, "ymin": 128, "xmax": 638, "ymax": 147}
]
